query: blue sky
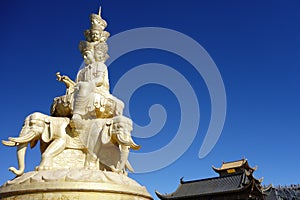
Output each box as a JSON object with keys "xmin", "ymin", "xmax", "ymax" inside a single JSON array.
[{"xmin": 0, "ymin": 0, "xmax": 299, "ymax": 199}]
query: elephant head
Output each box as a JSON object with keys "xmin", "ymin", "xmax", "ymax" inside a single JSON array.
[
  {"xmin": 99, "ymin": 116, "xmax": 140, "ymax": 175},
  {"xmin": 2, "ymin": 112, "xmax": 69, "ymax": 176}
]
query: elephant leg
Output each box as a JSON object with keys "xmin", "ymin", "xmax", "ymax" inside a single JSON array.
[
  {"xmin": 111, "ymin": 145, "xmax": 130, "ymax": 174},
  {"xmin": 84, "ymin": 152, "xmax": 99, "ymax": 170},
  {"xmin": 9, "ymin": 143, "xmax": 28, "ymax": 176},
  {"xmin": 38, "ymin": 138, "xmax": 66, "ymax": 170}
]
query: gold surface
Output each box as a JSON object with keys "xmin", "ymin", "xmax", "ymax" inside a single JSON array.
[{"xmin": 219, "ymin": 160, "xmax": 246, "ymax": 170}]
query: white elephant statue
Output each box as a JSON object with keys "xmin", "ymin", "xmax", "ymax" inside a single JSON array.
[
  {"xmin": 2, "ymin": 112, "xmax": 70, "ymax": 176},
  {"xmin": 77, "ymin": 115, "xmax": 140, "ymax": 175},
  {"xmin": 98, "ymin": 116, "xmax": 140, "ymax": 174},
  {"xmin": 2, "ymin": 112, "xmax": 140, "ymax": 176}
]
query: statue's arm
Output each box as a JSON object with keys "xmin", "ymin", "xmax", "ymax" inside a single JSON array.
[
  {"xmin": 93, "ymin": 71, "xmax": 106, "ymax": 87},
  {"xmin": 56, "ymin": 72, "xmax": 76, "ymax": 88},
  {"xmin": 91, "ymin": 66, "xmax": 108, "ymax": 87}
]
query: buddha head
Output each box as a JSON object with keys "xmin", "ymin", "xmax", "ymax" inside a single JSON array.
[
  {"xmin": 90, "ymin": 13, "xmax": 107, "ymax": 31},
  {"xmin": 79, "ymin": 41, "xmax": 95, "ymax": 65}
]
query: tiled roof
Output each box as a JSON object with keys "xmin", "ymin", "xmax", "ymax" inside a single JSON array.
[
  {"xmin": 156, "ymin": 173, "xmax": 253, "ymax": 199},
  {"xmin": 264, "ymin": 185, "xmax": 300, "ymax": 200}
]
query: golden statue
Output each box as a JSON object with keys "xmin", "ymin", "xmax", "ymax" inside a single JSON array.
[{"xmin": 0, "ymin": 7, "xmax": 152, "ymax": 200}]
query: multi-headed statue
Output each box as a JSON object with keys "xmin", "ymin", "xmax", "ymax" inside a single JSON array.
[
  {"xmin": 51, "ymin": 9, "xmax": 120, "ymax": 120},
  {"xmin": 3, "ymin": 8, "xmax": 139, "ymax": 176},
  {"xmin": 0, "ymin": 7, "xmax": 153, "ymax": 200}
]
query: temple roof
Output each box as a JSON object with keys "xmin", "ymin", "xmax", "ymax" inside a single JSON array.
[
  {"xmin": 264, "ymin": 185, "xmax": 300, "ymax": 200},
  {"xmin": 156, "ymin": 172, "xmax": 262, "ymax": 199},
  {"xmin": 212, "ymin": 158, "xmax": 257, "ymax": 174},
  {"xmin": 156, "ymin": 159, "xmax": 265, "ymax": 200}
]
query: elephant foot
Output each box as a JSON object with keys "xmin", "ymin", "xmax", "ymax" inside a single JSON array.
[
  {"xmin": 36, "ymin": 165, "xmax": 53, "ymax": 171},
  {"xmin": 84, "ymin": 154, "xmax": 99, "ymax": 170},
  {"xmin": 84, "ymin": 160, "xmax": 99, "ymax": 170},
  {"xmin": 110, "ymin": 164, "xmax": 127, "ymax": 175},
  {"xmin": 38, "ymin": 158, "xmax": 53, "ymax": 171},
  {"xmin": 84, "ymin": 166, "xmax": 98, "ymax": 170},
  {"xmin": 110, "ymin": 165, "xmax": 120, "ymax": 173}
]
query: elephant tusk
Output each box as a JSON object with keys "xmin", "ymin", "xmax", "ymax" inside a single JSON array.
[
  {"xmin": 130, "ymin": 140, "xmax": 141, "ymax": 151},
  {"xmin": 126, "ymin": 160, "xmax": 134, "ymax": 173},
  {"xmin": 9, "ymin": 131, "xmax": 36, "ymax": 143},
  {"xmin": 116, "ymin": 134, "xmax": 141, "ymax": 150},
  {"xmin": 2, "ymin": 140, "xmax": 17, "ymax": 146}
]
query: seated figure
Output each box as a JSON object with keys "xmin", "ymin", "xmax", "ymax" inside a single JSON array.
[
  {"xmin": 51, "ymin": 41, "xmax": 124, "ymax": 119},
  {"xmin": 51, "ymin": 10, "xmax": 124, "ymax": 120}
]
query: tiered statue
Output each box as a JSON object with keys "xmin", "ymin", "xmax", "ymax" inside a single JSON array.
[{"xmin": 0, "ymin": 8, "xmax": 152, "ymax": 200}]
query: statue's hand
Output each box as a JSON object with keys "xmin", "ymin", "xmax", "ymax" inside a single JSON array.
[
  {"xmin": 56, "ymin": 72, "xmax": 62, "ymax": 81},
  {"xmin": 55, "ymin": 72, "xmax": 76, "ymax": 88}
]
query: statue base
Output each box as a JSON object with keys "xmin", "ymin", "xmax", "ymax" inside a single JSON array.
[{"xmin": 0, "ymin": 169, "xmax": 153, "ymax": 200}]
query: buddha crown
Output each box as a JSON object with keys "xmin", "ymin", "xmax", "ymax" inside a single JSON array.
[
  {"xmin": 79, "ymin": 41, "xmax": 94, "ymax": 55},
  {"xmin": 89, "ymin": 7, "xmax": 107, "ymax": 31}
]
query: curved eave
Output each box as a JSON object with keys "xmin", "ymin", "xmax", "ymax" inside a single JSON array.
[
  {"xmin": 252, "ymin": 165, "xmax": 258, "ymax": 171},
  {"xmin": 156, "ymin": 190, "xmax": 182, "ymax": 200},
  {"xmin": 212, "ymin": 165, "xmax": 221, "ymax": 173},
  {"xmin": 262, "ymin": 184, "xmax": 273, "ymax": 194},
  {"xmin": 244, "ymin": 161, "xmax": 257, "ymax": 172},
  {"xmin": 241, "ymin": 160, "xmax": 257, "ymax": 172},
  {"xmin": 252, "ymin": 179, "xmax": 266, "ymax": 195},
  {"xmin": 155, "ymin": 180, "xmax": 184, "ymax": 200},
  {"xmin": 257, "ymin": 177, "xmax": 264, "ymax": 183},
  {"xmin": 155, "ymin": 190, "xmax": 173, "ymax": 200}
]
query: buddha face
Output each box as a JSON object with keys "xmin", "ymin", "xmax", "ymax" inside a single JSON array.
[
  {"xmin": 82, "ymin": 50, "xmax": 94, "ymax": 65},
  {"xmin": 91, "ymin": 30, "xmax": 101, "ymax": 42}
]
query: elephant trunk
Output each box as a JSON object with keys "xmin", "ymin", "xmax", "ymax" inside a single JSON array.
[
  {"xmin": 7, "ymin": 129, "xmax": 36, "ymax": 176},
  {"xmin": 9, "ymin": 143, "xmax": 27, "ymax": 176}
]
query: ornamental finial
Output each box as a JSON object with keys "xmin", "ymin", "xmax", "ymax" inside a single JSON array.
[{"xmin": 98, "ymin": 6, "xmax": 102, "ymax": 17}]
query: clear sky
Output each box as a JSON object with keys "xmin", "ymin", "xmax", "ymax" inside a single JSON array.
[{"xmin": 0, "ymin": 0, "xmax": 299, "ymax": 199}]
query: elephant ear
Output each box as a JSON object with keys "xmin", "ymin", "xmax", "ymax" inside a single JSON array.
[
  {"xmin": 41, "ymin": 118, "xmax": 53, "ymax": 143},
  {"xmin": 101, "ymin": 121, "xmax": 112, "ymax": 144}
]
